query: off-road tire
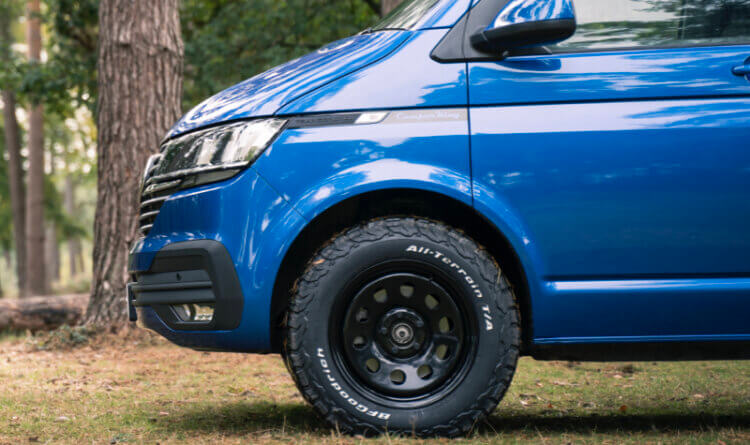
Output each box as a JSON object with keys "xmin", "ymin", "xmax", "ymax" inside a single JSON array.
[{"xmin": 283, "ymin": 217, "xmax": 520, "ymax": 437}]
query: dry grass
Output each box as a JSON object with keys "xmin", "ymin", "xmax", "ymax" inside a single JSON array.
[{"xmin": 0, "ymin": 331, "xmax": 748, "ymax": 444}]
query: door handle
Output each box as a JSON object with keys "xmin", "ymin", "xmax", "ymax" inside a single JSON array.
[{"xmin": 733, "ymin": 57, "xmax": 750, "ymax": 79}]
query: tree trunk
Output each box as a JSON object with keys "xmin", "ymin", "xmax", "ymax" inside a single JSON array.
[
  {"xmin": 381, "ymin": 0, "xmax": 405, "ymax": 16},
  {"xmin": 64, "ymin": 175, "xmax": 81, "ymax": 276},
  {"xmin": 86, "ymin": 0, "xmax": 183, "ymax": 327},
  {"xmin": 25, "ymin": 0, "xmax": 46, "ymax": 297},
  {"xmin": 45, "ymin": 224, "xmax": 60, "ymax": 286},
  {"xmin": 46, "ymin": 152, "xmax": 60, "ymax": 286},
  {"xmin": 0, "ymin": 0, "xmax": 26, "ymax": 297},
  {"xmin": 1, "ymin": 91, "xmax": 27, "ymax": 296},
  {"xmin": 0, "ymin": 294, "xmax": 89, "ymax": 332}
]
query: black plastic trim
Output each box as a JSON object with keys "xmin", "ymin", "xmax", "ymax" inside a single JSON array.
[
  {"xmin": 470, "ymin": 18, "xmax": 576, "ymax": 53},
  {"xmin": 128, "ymin": 240, "xmax": 243, "ymax": 331},
  {"xmin": 432, "ymin": 0, "xmax": 516, "ymax": 62},
  {"xmin": 287, "ymin": 113, "xmax": 361, "ymax": 129},
  {"xmin": 531, "ymin": 341, "xmax": 750, "ymax": 361}
]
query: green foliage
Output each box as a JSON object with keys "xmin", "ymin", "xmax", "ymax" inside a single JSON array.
[
  {"xmin": 41, "ymin": 0, "xmax": 99, "ymax": 114},
  {"xmin": 0, "ymin": 0, "xmax": 23, "ymax": 93},
  {"xmin": 181, "ymin": 0, "xmax": 381, "ymax": 109}
]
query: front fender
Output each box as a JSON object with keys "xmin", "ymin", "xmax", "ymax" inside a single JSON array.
[
  {"xmin": 270, "ymin": 159, "xmax": 473, "ymax": 221},
  {"xmin": 253, "ymin": 109, "xmax": 472, "ymax": 221}
]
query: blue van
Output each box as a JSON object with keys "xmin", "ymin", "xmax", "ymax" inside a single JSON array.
[{"xmin": 128, "ymin": 0, "xmax": 750, "ymax": 436}]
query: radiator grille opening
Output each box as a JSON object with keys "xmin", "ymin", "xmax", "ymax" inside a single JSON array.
[{"xmin": 138, "ymin": 154, "xmax": 181, "ymax": 237}]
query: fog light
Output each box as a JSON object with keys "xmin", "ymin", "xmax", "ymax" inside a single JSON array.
[{"xmin": 172, "ymin": 303, "xmax": 214, "ymax": 323}]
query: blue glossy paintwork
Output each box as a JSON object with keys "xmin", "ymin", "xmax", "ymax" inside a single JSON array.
[
  {"xmin": 168, "ymin": 31, "xmax": 409, "ymax": 138},
  {"xmin": 488, "ymin": 0, "xmax": 574, "ymax": 29},
  {"xmin": 537, "ymin": 278, "xmax": 750, "ymax": 342},
  {"xmin": 130, "ymin": 168, "xmax": 306, "ymax": 351},
  {"xmin": 279, "ymin": 30, "xmax": 465, "ymax": 115},
  {"xmin": 469, "ymin": 47, "xmax": 750, "ymax": 106},
  {"xmin": 254, "ymin": 109, "xmax": 471, "ymax": 220}
]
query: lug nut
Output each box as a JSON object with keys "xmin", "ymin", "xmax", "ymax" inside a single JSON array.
[
  {"xmin": 379, "ymin": 327, "xmax": 388, "ymax": 335},
  {"xmin": 391, "ymin": 346, "xmax": 398, "ymax": 354}
]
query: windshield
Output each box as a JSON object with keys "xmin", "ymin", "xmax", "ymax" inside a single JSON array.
[{"xmin": 372, "ymin": 0, "xmax": 441, "ymax": 30}]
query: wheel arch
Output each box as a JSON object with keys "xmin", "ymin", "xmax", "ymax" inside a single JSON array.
[{"xmin": 270, "ymin": 187, "xmax": 535, "ymax": 354}]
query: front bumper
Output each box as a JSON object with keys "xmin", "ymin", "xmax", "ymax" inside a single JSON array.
[
  {"xmin": 128, "ymin": 167, "xmax": 306, "ymax": 352},
  {"xmin": 129, "ymin": 240, "xmax": 243, "ymax": 331}
]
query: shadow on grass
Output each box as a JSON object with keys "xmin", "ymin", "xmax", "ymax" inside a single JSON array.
[
  {"xmin": 166, "ymin": 401, "xmax": 329, "ymax": 436},
  {"xmin": 166, "ymin": 400, "xmax": 750, "ymax": 437}
]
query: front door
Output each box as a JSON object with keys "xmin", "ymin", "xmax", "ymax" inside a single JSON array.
[{"xmin": 469, "ymin": 0, "xmax": 750, "ymax": 341}]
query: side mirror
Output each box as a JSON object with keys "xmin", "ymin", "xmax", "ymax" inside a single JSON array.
[{"xmin": 470, "ymin": 0, "xmax": 576, "ymax": 54}]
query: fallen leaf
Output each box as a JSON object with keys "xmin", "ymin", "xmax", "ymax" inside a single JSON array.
[
  {"xmin": 693, "ymin": 394, "xmax": 705, "ymax": 399},
  {"xmin": 55, "ymin": 416, "xmax": 70, "ymax": 422},
  {"xmin": 158, "ymin": 411, "xmax": 169, "ymax": 416},
  {"xmin": 619, "ymin": 405, "xmax": 628, "ymax": 413}
]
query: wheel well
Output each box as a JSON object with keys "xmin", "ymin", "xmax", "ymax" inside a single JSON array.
[{"xmin": 270, "ymin": 188, "xmax": 533, "ymax": 353}]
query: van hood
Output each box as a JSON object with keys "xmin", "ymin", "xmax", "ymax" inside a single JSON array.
[{"xmin": 168, "ymin": 31, "xmax": 409, "ymax": 138}]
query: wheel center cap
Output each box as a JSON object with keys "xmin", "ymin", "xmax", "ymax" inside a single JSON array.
[
  {"xmin": 375, "ymin": 307, "xmax": 428, "ymax": 358},
  {"xmin": 391, "ymin": 323, "xmax": 414, "ymax": 344}
]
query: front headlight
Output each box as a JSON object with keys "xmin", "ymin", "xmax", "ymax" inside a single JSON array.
[{"xmin": 151, "ymin": 118, "xmax": 286, "ymax": 182}]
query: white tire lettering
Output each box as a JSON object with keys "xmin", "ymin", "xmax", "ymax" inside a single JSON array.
[{"xmin": 316, "ymin": 348, "xmax": 391, "ymax": 420}]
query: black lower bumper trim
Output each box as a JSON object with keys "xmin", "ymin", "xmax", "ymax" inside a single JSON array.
[{"xmin": 128, "ymin": 240, "xmax": 243, "ymax": 331}]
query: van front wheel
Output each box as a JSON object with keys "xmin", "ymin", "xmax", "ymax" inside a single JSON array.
[{"xmin": 283, "ymin": 218, "xmax": 520, "ymax": 437}]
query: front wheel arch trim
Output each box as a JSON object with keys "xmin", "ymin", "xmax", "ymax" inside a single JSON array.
[{"xmin": 269, "ymin": 186, "xmax": 537, "ymax": 354}]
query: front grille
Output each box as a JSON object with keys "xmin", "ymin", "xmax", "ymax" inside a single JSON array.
[{"xmin": 138, "ymin": 154, "xmax": 181, "ymax": 237}]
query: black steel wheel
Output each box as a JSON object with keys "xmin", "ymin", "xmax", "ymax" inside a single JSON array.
[
  {"xmin": 340, "ymin": 272, "xmax": 467, "ymax": 398},
  {"xmin": 284, "ymin": 218, "xmax": 520, "ymax": 437}
]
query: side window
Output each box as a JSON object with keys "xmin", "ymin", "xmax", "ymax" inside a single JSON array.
[{"xmin": 552, "ymin": 0, "xmax": 750, "ymax": 50}]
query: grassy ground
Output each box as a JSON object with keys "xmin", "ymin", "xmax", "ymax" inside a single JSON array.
[{"xmin": 0, "ymin": 332, "xmax": 748, "ymax": 444}]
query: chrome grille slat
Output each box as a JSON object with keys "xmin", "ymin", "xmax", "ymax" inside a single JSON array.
[
  {"xmin": 138, "ymin": 153, "xmax": 180, "ymax": 237},
  {"xmin": 140, "ymin": 196, "xmax": 169, "ymax": 209},
  {"xmin": 139, "ymin": 210, "xmax": 161, "ymax": 222}
]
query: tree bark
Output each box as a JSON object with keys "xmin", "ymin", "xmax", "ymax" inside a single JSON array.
[
  {"xmin": 382, "ymin": 0, "xmax": 405, "ymax": 16},
  {"xmin": 0, "ymin": 294, "xmax": 89, "ymax": 332},
  {"xmin": 25, "ymin": 0, "xmax": 46, "ymax": 297},
  {"xmin": 1, "ymin": 6, "xmax": 27, "ymax": 296},
  {"xmin": 45, "ymin": 224, "xmax": 60, "ymax": 286},
  {"xmin": 46, "ymin": 150, "xmax": 60, "ymax": 286},
  {"xmin": 1, "ymin": 91, "xmax": 27, "ymax": 296},
  {"xmin": 64, "ymin": 175, "xmax": 81, "ymax": 276},
  {"xmin": 86, "ymin": 0, "xmax": 183, "ymax": 327}
]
